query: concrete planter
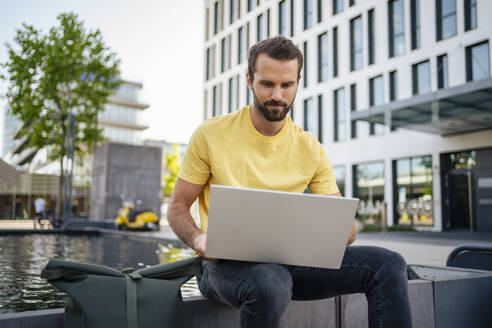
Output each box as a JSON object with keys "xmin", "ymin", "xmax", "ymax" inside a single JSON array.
[{"xmin": 0, "ymin": 266, "xmax": 490, "ymax": 328}]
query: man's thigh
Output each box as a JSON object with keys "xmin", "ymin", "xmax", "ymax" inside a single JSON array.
[
  {"xmin": 199, "ymin": 260, "xmax": 293, "ymax": 307},
  {"xmin": 287, "ymin": 246, "xmax": 398, "ymax": 300}
]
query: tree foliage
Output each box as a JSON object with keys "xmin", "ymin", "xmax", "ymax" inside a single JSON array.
[
  {"xmin": 1, "ymin": 12, "xmax": 121, "ymax": 161},
  {"xmin": 163, "ymin": 144, "xmax": 181, "ymax": 197},
  {"xmin": 1, "ymin": 12, "xmax": 122, "ymax": 221}
]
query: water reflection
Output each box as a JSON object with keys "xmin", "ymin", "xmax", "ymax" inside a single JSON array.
[{"xmin": 0, "ymin": 234, "xmax": 200, "ymax": 314}]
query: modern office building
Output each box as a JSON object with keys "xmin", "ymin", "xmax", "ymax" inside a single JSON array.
[
  {"xmin": 203, "ymin": 0, "xmax": 492, "ymax": 231},
  {"xmin": 0, "ymin": 80, "xmax": 149, "ymax": 219}
]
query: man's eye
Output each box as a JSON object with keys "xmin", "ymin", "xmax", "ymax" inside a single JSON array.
[{"xmin": 261, "ymin": 82, "xmax": 272, "ymax": 86}]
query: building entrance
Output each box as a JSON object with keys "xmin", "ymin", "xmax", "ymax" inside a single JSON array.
[{"xmin": 445, "ymin": 169, "xmax": 474, "ymax": 230}]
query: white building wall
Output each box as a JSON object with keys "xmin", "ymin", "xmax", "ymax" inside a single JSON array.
[{"xmin": 204, "ymin": 0, "xmax": 492, "ymax": 231}]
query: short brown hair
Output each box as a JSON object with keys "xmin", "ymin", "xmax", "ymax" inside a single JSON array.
[{"xmin": 248, "ymin": 36, "xmax": 303, "ymax": 82}]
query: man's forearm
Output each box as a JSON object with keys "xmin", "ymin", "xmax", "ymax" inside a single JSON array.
[{"xmin": 167, "ymin": 203, "xmax": 202, "ymax": 249}]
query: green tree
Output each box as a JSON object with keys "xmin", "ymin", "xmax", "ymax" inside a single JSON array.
[
  {"xmin": 163, "ymin": 144, "xmax": 181, "ymax": 196},
  {"xmin": 1, "ymin": 12, "xmax": 122, "ymax": 220}
]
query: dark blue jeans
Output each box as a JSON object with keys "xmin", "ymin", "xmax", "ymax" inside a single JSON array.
[{"xmin": 196, "ymin": 246, "xmax": 412, "ymax": 328}]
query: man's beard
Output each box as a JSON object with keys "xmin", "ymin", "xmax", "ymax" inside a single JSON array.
[{"xmin": 252, "ymin": 90, "xmax": 294, "ymax": 122}]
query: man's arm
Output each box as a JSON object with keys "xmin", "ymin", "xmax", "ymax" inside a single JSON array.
[
  {"xmin": 329, "ymin": 192, "xmax": 357, "ymax": 245},
  {"xmin": 167, "ymin": 177, "xmax": 207, "ymax": 255}
]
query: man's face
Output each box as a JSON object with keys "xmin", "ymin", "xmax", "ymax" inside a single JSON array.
[{"xmin": 247, "ymin": 54, "xmax": 300, "ymax": 122}]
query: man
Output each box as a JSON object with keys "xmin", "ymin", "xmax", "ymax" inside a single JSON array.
[
  {"xmin": 168, "ymin": 36, "xmax": 411, "ymax": 328},
  {"xmin": 34, "ymin": 196, "xmax": 46, "ymax": 229}
]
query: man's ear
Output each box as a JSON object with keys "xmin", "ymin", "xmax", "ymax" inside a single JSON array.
[
  {"xmin": 246, "ymin": 72, "xmax": 253, "ymax": 89},
  {"xmin": 297, "ymin": 74, "xmax": 302, "ymax": 84}
]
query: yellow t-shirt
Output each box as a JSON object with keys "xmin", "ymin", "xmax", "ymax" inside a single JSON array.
[{"xmin": 178, "ymin": 106, "xmax": 339, "ymax": 231}]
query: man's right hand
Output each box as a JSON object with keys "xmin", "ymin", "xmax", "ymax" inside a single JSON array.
[{"xmin": 192, "ymin": 232, "xmax": 218, "ymax": 261}]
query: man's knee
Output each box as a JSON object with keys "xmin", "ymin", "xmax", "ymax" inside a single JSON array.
[
  {"xmin": 374, "ymin": 248, "xmax": 407, "ymax": 282},
  {"xmin": 242, "ymin": 264, "xmax": 292, "ymax": 312}
]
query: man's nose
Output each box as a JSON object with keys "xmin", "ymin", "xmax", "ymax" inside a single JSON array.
[{"xmin": 271, "ymin": 87, "xmax": 282, "ymax": 101}]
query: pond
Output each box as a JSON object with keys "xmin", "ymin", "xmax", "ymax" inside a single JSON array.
[{"xmin": 0, "ymin": 233, "xmax": 200, "ymax": 314}]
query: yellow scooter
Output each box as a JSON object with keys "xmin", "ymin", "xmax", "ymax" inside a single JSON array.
[{"xmin": 115, "ymin": 199, "xmax": 160, "ymax": 231}]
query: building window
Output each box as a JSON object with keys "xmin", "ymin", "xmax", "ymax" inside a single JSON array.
[
  {"xmin": 464, "ymin": 0, "xmax": 477, "ymax": 31},
  {"xmin": 246, "ymin": 22, "xmax": 250, "ymax": 53},
  {"xmin": 350, "ymin": 83, "xmax": 357, "ymax": 139},
  {"xmin": 466, "ymin": 41, "xmax": 490, "ymax": 82},
  {"xmin": 353, "ymin": 161, "xmax": 385, "ymax": 227},
  {"xmin": 368, "ymin": 9, "xmax": 375, "ymax": 65},
  {"xmin": 412, "ymin": 60, "xmax": 431, "ymax": 95},
  {"xmin": 304, "ymin": 0, "xmax": 313, "ymax": 30},
  {"xmin": 267, "ymin": 9, "xmax": 271, "ymax": 37},
  {"xmin": 318, "ymin": 32, "xmax": 328, "ymax": 82},
  {"xmin": 333, "ymin": 165, "xmax": 346, "ymax": 196},
  {"xmin": 349, "ymin": 0, "xmax": 356, "ymax": 7},
  {"xmin": 212, "ymin": 84, "xmax": 222, "ymax": 116},
  {"xmin": 205, "ymin": 48, "xmax": 211, "ymax": 81},
  {"xmin": 206, "ymin": 7, "xmax": 210, "ymax": 41},
  {"xmin": 257, "ymin": 13, "xmax": 266, "ymax": 42},
  {"xmin": 350, "ymin": 16, "xmax": 363, "ymax": 71},
  {"xmin": 333, "ymin": 0, "xmax": 344, "ymax": 15},
  {"xmin": 279, "ymin": 0, "xmax": 287, "ymax": 36},
  {"xmin": 204, "ymin": 90, "xmax": 208, "ymax": 120},
  {"xmin": 228, "ymin": 77, "xmax": 234, "ymax": 113},
  {"xmin": 208, "ymin": 44, "xmax": 216, "ymax": 79},
  {"xmin": 317, "ymin": 0, "xmax": 323, "ymax": 23},
  {"xmin": 389, "ymin": 70, "xmax": 398, "ymax": 102},
  {"xmin": 230, "ymin": 0, "xmax": 237, "ymax": 24},
  {"xmin": 290, "ymin": 105, "xmax": 295, "ymax": 121},
  {"xmin": 369, "ymin": 75, "xmax": 385, "ymax": 135},
  {"xmin": 220, "ymin": 36, "xmax": 231, "ymax": 73},
  {"xmin": 246, "ymin": 84, "xmax": 252, "ymax": 105},
  {"xmin": 334, "ymin": 87, "xmax": 346, "ymax": 142},
  {"xmin": 317, "ymin": 95, "xmax": 323, "ymax": 143},
  {"xmin": 303, "ymin": 97, "xmax": 315, "ymax": 134},
  {"xmin": 303, "ymin": 41, "xmax": 308, "ymax": 88},
  {"xmin": 247, "ymin": 0, "xmax": 254, "ymax": 11},
  {"xmin": 410, "ymin": 0, "xmax": 420, "ymax": 50},
  {"xmin": 388, "ymin": 0, "xmax": 405, "ymax": 57},
  {"xmin": 394, "ymin": 156, "xmax": 434, "ymax": 226},
  {"xmin": 436, "ymin": 0, "xmax": 456, "ymax": 41},
  {"xmin": 238, "ymin": 26, "xmax": 245, "ymax": 64},
  {"xmin": 214, "ymin": 1, "xmax": 219, "ymax": 35},
  {"xmin": 333, "ymin": 26, "xmax": 338, "ymax": 77},
  {"xmin": 290, "ymin": 0, "xmax": 295, "ymax": 37},
  {"xmin": 437, "ymin": 54, "xmax": 449, "ymax": 89}
]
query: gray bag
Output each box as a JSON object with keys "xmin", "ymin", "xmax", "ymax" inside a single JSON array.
[{"xmin": 41, "ymin": 256, "xmax": 202, "ymax": 328}]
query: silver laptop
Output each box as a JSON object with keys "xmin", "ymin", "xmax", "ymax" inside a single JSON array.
[{"xmin": 205, "ymin": 185, "xmax": 359, "ymax": 269}]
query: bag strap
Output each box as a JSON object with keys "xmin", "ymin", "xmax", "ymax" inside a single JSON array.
[{"xmin": 125, "ymin": 272, "xmax": 141, "ymax": 328}]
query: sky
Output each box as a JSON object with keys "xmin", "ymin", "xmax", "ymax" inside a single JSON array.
[{"xmin": 0, "ymin": 0, "xmax": 204, "ymax": 144}]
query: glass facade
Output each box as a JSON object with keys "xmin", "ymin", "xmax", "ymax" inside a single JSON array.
[
  {"xmin": 333, "ymin": 165, "xmax": 345, "ymax": 196},
  {"xmin": 394, "ymin": 156, "xmax": 434, "ymax": 226},
  {"xmin": 412, "ymin": 60, "xmax": 431, "ymax": 95},
  {"xmin": 368, "ymin": 9, "xmax": 375, "ymax": 65},
  {"xmin": 318, "ymin": 32, "xmax": 329, "ymax": 82},
  {"xmin": 350, "ymin": 16, "xmax": 363, "ymax": 71},
  {"xmin": 388, "ymin": 0, "xmax": 405, "ymax": 57},
  {"xmin": 466, "ymin": 41, "xmax": 490, "ymax": 82},
  {"xmin": 99, "ymin": 105, "xmax": 144, "ymax": 127},
  {"xmin": 354, "ymin": 161, "xmax": 385, "ymax": 226},
  {"xmin": 389, "ymin": 70, "xmax": 398, "ymax": 101},
  {"xmin": 304, "ymin": 0, "xmax": 313, "ymax": 30},
  {"xmin": 333, "ymin": 0, "xmax": 344, "ymax": 15},
  {"xmin": 436, "ymin": 0, "xmax": 456, "ymax": 41},
  {"xmin": 303, "ymin": 97, "xmax": 315, "ymax": 134},
  {"xmin": 410, "ymin": 0, "xmax": 420, "ymax": 49},
  {"xmin": 279, "ymin": 0, "xmax": 287, "ymax": 36},
  {"xmin": 350, "ymin": 83, "xmax": 357, "ymax": 139},
  {"xmin": 317, "ymin": 95, "xmax": 323, "ymax": 143},
  {"xmin": 333, "ymin": 26, "xmax": 338, "ymax": 77},
  {"xmin": 369, "ymin": 75, "xmax": 385, "ymax": 135},
  {"xmin": 437, "ymin": 54, "xmax": 449, "ymax": 89},
  {"xmin": 238, "ymin": 26, "xmax": 245, "ymax": 64},
  {"xmin": 334, "ymin": 87, "xmax": 346, "ymax": 142},
  {"xmin": 257, "ymin": 13, "xmax": 265, "ymax": 42},
  {"xmin": 464, "ymin": 0, "xmax": 477, "ymax": 31},
  {"xmin": 303, "ymin": 41, "xmax": 308, "ymax": 87}
]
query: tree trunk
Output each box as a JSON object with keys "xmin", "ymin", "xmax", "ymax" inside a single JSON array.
[{"xmin": 56, "ymin": 156, "xmax": 64, "ymax": 226}]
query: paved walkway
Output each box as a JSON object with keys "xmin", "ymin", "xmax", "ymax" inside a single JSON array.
[{"xmin": 1, "ymin": 219, "xmax": 491, "ymax": 266}]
